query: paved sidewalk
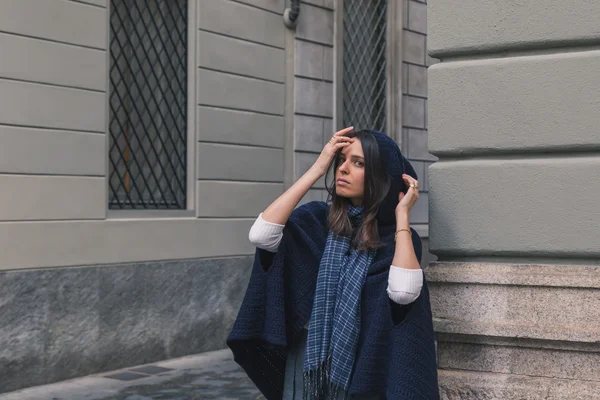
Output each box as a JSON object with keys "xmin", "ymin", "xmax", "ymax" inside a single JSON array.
[{"xmin": 0, "ymin": 349, "xmax": 264, "ymax": 400}]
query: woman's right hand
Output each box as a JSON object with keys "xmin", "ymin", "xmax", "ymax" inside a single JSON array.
[
  {"xmin": 260, "ymin": 127, "xmax": 354, "ymax": 225},
  {"xmin": 310, "ymin": 126, "xmax": 355, "ymax": 177}
]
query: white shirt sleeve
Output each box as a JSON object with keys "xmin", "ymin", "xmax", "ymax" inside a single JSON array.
[
  {"xmin": 248, "ymin": 213, "xmax": 285, "ymax": 253},
  {"xmin": 387, "ymin": 266, "xmax": 424, "ymax": 305},
  {"xmin": 250, "ymin": 213, "xmax": 423, "ymax": 304}
]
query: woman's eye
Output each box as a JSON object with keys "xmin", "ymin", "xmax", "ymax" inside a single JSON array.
[{"xmin": 354, "ymin": 161, "xmax": 364, "ymax": 167}]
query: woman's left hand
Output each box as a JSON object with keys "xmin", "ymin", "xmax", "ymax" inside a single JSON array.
[{"xmin": 396, "ymin": 174, "xmax": 419, "ymax": 217}]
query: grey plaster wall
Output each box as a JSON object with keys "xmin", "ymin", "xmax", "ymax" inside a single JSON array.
[
  {"xmin": 428, "ymin": 0, "xmax": 600, "ymax": 260},
  {"xmin": 0, "ymin": 0, "xmax": 288, "ymax": 270},
  {"xmin": 0, "ymin": 0, "xmax": 107, "ymax": 224},
  {"xmin": 402, "ymin": 0, "xmax": 438, "ymax": 239},
  {"xmin": 293, "ymin": 1, "xmax": 335, "ymax": 204},
  {"xmin": 428, "ymin": 0, "xmax": 600, "ymax": 57},
  {"xmin": 195, "ymin": 0, "xmax": 286, "ymax": 217},
  {"xmin": 402, "ymin": 0, "xmax": 438, "ymax": 264}
]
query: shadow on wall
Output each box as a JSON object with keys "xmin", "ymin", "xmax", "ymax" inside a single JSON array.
[{"xmin": 421, "ymin": 237, "xmax": 438, "ymax": 267}]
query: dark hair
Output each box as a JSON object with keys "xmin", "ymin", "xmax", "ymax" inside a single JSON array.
[{"xmin": 325, "ymin": 130, "xmax": 390, "ymax": 251}]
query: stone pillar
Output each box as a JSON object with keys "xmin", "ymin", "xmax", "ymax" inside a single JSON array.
[{"xmin": 426, "ymin": 1, "xmax": 600, "ymax": 399}]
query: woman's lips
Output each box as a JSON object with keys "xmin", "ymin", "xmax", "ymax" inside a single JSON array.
[{"xmin": 337, "ymin": 179, "xmax": 349, "ymax": 186}]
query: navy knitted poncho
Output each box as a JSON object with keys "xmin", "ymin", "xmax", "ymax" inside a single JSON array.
[{"xmin": 227, "ymin": 132, "xmax": 439, "ymax": 399}]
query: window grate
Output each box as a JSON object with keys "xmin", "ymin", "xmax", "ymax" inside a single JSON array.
[
  {"xmin": 108, "ymin": 0, "xmax": 188, "ymax": 209},
  {"xmin": 342, "ymin": 0, "xmax": 387, "ymax": 133}
]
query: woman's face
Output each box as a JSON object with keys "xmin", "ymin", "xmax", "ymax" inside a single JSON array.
[{"xmin": 335, "ymin": 138, "xmax": 365, "ymax": 205}]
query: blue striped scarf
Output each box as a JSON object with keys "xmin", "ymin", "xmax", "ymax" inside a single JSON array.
[{"xmin": 303, "ymin": 205, "xmax": 376, "ymax": 399}]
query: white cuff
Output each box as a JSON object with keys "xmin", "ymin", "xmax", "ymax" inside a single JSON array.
[
  {"xmin": 387, "ymin": 266, "xmax": 423, "ymax": 305},
  {"xmin": 248, "ymin": 213, "xmax": 285, "ymax": 252}
]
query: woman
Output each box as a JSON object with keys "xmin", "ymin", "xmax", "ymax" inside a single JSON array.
[{"xmin": 228, "ymin": 128, "xmax": 439, "ymax": 399}]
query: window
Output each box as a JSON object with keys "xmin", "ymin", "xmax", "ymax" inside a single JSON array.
[
  {"xmin": 108, "ymin": 0, "xmax": 188, "ymax": 209},
  {"xmin": 342, "ymin": 0, "xmax": 387, "ymax": 132}
]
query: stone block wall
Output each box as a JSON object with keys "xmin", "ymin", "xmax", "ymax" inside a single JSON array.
[{"xmin": 427, "ymin": 0, "xmax": 600, "ymax": 398}]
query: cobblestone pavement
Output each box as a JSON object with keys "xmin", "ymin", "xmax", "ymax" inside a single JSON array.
[{"xmin": 0, "ymin": 349, "xmax": 265, "ymax": 400}]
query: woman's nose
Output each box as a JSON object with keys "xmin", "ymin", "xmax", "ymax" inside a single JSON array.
[{"xmin": 338, "ymin": 161, "xmax": 349, "ymax": 173}]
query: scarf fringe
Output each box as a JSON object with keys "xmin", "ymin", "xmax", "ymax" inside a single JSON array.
[{"xmin": 303, "ymin": 360, "xmax": 346, "ymax": 400}]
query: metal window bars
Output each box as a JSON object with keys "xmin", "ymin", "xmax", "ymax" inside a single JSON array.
[
  {"xmin": 342, "ymin": 0, "xmax": 387, "ymax": 133},
  {"xmin": 108, "ymin": 0, "xmax": 188, "ymax": 209}
]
